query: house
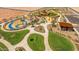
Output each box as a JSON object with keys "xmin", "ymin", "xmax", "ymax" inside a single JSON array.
[{"xmin": 59, "ymin": 22, "xmax": 74, "ymax": 31}]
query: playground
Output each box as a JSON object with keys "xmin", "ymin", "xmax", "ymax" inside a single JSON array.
[
  {"xmin": 0, "ymin": 15, "xmax": 29, "ymax": 32},
  {"xmin": 0, "ymin": 7, "xmax": 78, "ymax": 51}
]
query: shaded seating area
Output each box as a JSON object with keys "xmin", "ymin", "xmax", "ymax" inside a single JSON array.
[{"xmin": 59, "ymin": 22, "xmax": 73, "ymax": 31}]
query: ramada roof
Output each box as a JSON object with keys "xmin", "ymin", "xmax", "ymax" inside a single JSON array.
[{"xmin": 59, "ymin": 22, "xmax": 73, "ymax": 28}]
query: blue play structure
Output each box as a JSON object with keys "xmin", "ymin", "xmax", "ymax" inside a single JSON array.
[
  {"xmin": 2, "ymin": 16, "xmax": 28, "ymax": 31},
  {"xmin": 8, "ymin": 19, "xmax": 27, "ymax": 30}
]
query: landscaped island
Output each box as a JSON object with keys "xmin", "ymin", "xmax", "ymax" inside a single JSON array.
[
  {"xmin": 27, "ymin": 33, "xmax": 45, "ymax": 51},
  {"xmin": 48, "ymin": 31, "xmax": 75, "ymax": 51},
  {"xmin": 0, "ymin": 29, "xmax": 29, "ymax": 45}
]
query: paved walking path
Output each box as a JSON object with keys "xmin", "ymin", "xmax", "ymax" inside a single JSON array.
[
  {"xmin": 0, "ymin": 37, "xmax": 14, "ymax": 51},
  {"xmin": 14, "ymin": 23, "xmax": 52, "ymax": 51},
  {"xmin": 0, "ymin": 17, "xmax": 77, "ymax": 51},
  {"xmin": 41, "ymin": 23, "xmax": 52, "ymax": 51},
  {"xmin": 0, "ymin": 23, "xmax": 52, "ymax": 51}
]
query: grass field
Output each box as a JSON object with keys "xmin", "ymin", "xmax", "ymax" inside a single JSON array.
[
  {"xmin": 27, "ymin": 33, "xmax": 45, "ymax": 51},
  {"xmin": 0, "ymin": 42, "xmax": 8, "ymax": 51},
  {"xmin": 0, "ymin": 29, "xmax": 29, "ymax": 45},
  {"xmin": 48, "ymin": 31, "xmax": 75, "ymax": 51}
]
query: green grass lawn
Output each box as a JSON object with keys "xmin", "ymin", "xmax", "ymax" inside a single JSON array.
[
  {"xmin": 0, "ymin": 29, "xmax": 29, "ymax": 45},
  {"xmin": 48, "ymin": 31, "xmax": 75, "ymax": 51},
  {"xmin": 27, "ymin": 33, "xmax": 45, "ymax": 51},
  {"xmin": 0, "ymin": 42, "xmax": 9, "ymax": 51}
]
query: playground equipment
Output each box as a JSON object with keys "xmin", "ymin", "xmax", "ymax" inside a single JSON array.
[{"xmin": 1, "ymin": 16, "xmax": 27, "ymax": 31}]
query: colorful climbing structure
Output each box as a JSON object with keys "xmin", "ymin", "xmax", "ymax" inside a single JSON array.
[{"xmin": 0, "ymin": 15, "xmax": 29, "ymax": 31}]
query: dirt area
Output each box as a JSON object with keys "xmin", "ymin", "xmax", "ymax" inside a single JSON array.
[
  {"xmin": 34, "ymin": 25, "xmax": 45, "ymax": 33},
  {"xmin": 72, "ymin": 7, "xmax": 79, "ymax": 12},
  {"xmin": 52, "ymin": 27, "xmax": 78, "ymax": 41},
  {"xmin": 9, "ymin": 7, "xmax": 40, "ymax": 11},
  {"xmin": 0, "ymin": 7, "xmax": 40, "ymax": 18},
  {"xmin": 0, "ymin": 8, "xmax": 29, "ymax": 18}
]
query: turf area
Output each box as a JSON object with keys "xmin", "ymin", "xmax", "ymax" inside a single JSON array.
[
  {"xmin": 0, "ymin": 42, "xmax": 9, "ymax": 51},
  {"xmin": 0, "ymin": 29, "xmax": 29, "ymax": 45},
  {"xmin": 48, "ymin": 31, "xmax": 75, "ymax": 51},
  {"xmin": 27, "ymin": 33, "xmax": 45, "ymax": 51}
]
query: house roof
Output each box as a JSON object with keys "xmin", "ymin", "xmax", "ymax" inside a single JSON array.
[{"xmin": 59, "ymin": 22, "xmax": 73, "ymax": 28}]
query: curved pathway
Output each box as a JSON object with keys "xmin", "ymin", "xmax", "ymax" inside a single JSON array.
[
  {"xmin": 41, "ymin": 23, "xmax": 52, "ymax": 51},
  {"xmin": 14, "ymin": 23, "xmax": 52, "ymax": 51},
  {"xmin": 0, "ymin": 37, "xmax": 14, "ymax": 51},
  {"xmin": 0, "ymin": 22, "xmax": 77, "ymax": 51}
]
